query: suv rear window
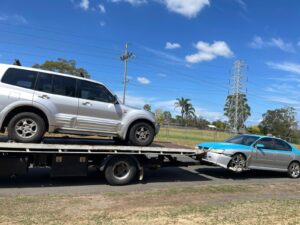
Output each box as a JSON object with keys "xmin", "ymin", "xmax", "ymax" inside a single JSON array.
[
  {"xmin": 36, "ymin": 73, "xmax": 76, "ymax": 97},
  {"xmin": 2, "ymin": 68, "xmax": 38, "ymax": 89}
]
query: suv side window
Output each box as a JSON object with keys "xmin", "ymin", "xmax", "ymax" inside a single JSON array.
[
  {"xmin": 36, "ymin": 73, "xmax": 53, "ymax": 93},
  {"xmin": 255, "ymin": 138, "xmax": 274, "ymax": 150},
  {"xmin": 273, "ymin": 139, "xmax": 292, "ymax": 151},
  {"xmin": 78, "ymin": 80, "xmax": 115, "ymax": 103},
  {"xmin": 52, "ymin": 75, "xmax": 76, "ymax": 97},
  {"xmin": 2, "ymin": 68, "xmax": 38, "ymax": 89}
]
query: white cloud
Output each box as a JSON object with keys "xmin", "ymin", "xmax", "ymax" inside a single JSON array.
[
  {"xmin": 154, "ymin": 100, "xmax": 177, "ymax": 111},
  {"xmin": 264, "ymin": 96, "xmax": 300, "ymax": 106},
  {"xmin": 235, "ymin": 0, "xmax": 247, "ymax": 11},
  {"xmin": 157, "ymin": 73, "xmax": 167, "ymax": 77},
  {"xmin": 162, "ymin": 0, "xmax": 210, "ymax": 18},
  {"xmin": 137, "ymin": 77, "xmax": 151, "ymax": 85},
  {"xmin": 79, "ymin": 0, "xmax": 89, "ymax": 10},
  {"xmin": 267, "ymin": 62, "xmax": 300, "ymax": 75},
  {"xmin": 143, "ymin": 46, "xmax": 184, "ymax": 64},
  {"xmin": 110, "ymin": 0, "xmax": 147, "ymax": 6},
  {"xmin": 99, "ymin": 21, "xmax": 106, "ymax": 27},
  {"xmin": 0, "ymin": 14, "xmax": 28, "ymax": 25},
  {"xmin": 250, "ymin": 36, "xmax": 295, "ymax": 53},
  {"xmin": 194, "ymin": 107, "xmax": 224, "ymax": 121},
  {"xmin": 110, "ymin": 0, "xmax": 209, "ymax": 18},
  {"xmin": 98, "ymin": 4, "xmax": 106, "ymax": 13},
  {"xmin": 185, "ymin": 41, "xmax": 233, "ymax": 64},
  {"xmin": 165, "ymin": 42, "xmax": 181, "ymax": 49}
]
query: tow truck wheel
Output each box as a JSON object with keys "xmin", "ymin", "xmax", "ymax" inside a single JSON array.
[
  {"xmin": 228, "ymin": 153, "xmax": 246, "ymax": 173},
  {"xmin": 104, "ymin": 156, "xmax": 138, "ymax": 185},
  {"xmin": 288, "ymin": 161, "xmax": 300, "ymax": 178}
]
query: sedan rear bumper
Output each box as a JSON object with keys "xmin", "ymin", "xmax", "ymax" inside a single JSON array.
[{"xmin": 202, "ymin": 152, "xmax": 232, "ymax": 169}]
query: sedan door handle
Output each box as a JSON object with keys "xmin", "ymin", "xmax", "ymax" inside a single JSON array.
[
  {"xmin": 38, "ymin": 94, "xmax": 50, "ymax": 99},
  {"xmin": 82, "ymin": 102, "xmax": 92, "ymax": 106}
]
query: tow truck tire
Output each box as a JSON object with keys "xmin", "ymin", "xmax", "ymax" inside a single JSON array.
[
  {"xmin": 7, "ymin": 112, "xmax": 46, "ymax": 143},
  {"xmin": 104, "ymin": 156, "xmax": 138, "ymax": 185},
  {"xmin": 288, "ymin": 161, "xmax": 300, "ymax": 178}
]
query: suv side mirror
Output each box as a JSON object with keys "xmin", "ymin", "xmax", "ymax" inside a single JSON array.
[
  {"xmin": 112, "ymin": 95, "xmax": 119, "ymax": 104},
  {"xmin": 256, "ymin": 143, "xmax": 265, "ymax": 149}
]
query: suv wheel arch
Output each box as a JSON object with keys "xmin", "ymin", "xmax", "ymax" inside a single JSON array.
[{"xmin": 1, "ymin": 106, "xmax": 49, "ymax": 132}]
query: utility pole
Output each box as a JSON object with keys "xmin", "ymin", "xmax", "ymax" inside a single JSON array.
[
  {"xmin": 227, "ymin": 60, "xmax": 247, "ymax": 133},
  {"xmin": 120, "ymin": 43, "xmax": 134, "ymax": 104}
]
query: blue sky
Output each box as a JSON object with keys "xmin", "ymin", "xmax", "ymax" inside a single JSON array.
[{"xmin": 1, "ymin": 0, "xmax": 300, "ymax": 125}]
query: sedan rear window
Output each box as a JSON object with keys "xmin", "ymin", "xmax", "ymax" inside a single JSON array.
[{"xmin": 2, "ymin": 68, "xmax": 38, "ymax": 90}]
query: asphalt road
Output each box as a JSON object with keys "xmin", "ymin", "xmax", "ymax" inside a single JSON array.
[{"xmin": 0, "ymin": 165, "xmax": 295, "ymax": 196}]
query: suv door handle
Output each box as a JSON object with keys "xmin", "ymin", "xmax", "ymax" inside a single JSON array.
[
  {"xmin": 82, "ymin": 102, "xmax": 92, "ymax": 106},
  {"xmin": 38, "ymin": 94, "xmax": 50, "ymax": 99}
]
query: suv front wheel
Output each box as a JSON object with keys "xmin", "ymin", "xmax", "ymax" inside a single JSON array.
[
  {"xmin": 128, "ymin": 122, "xmax": 155, "ymax": 146},
  {"xmin": 7, "ymin": 112, "xmax": 46, "ymax": 143}
]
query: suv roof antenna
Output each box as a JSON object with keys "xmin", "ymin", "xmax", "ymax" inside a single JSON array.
[{"xmin": 13, "ymin": 59, "xmax": 22, "ymax": 66}]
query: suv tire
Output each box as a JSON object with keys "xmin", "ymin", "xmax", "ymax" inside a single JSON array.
[
  {"xmin": 8, "ymin": 112, "xmax": 46, "ymax": 143},
  {"xmin": 128, "ymin": 122, "xmax": 154, "ymax": 146}
]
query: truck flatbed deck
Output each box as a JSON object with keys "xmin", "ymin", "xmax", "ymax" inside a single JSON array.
[{"xmin": 0, "ymin": 136, "xmax": 202, "ymax": 185}]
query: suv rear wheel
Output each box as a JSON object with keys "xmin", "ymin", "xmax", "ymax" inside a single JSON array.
[
  {"xmin": 128, "ymin": 122, "xmax": 155, "ymax": 146},
  {"xmin": 7, "ymin": 112, "xmax": 46, "ymax": 143}
]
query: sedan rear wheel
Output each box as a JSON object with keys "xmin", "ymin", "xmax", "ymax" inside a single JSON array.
[
  {"xmin": 288, "ymin": 162, "xmax": 300, "ymax": 178},
  {"xmin": 228, "ymin": 154, "xmax": 246, "ymax": 173}
]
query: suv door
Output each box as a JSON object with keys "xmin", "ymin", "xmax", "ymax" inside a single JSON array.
[
  {"xmin": 33, "ymin": 73, "xmax": 78, "ymax": 129},
  {"xmin": 76, "ymin": 80, "xmax": 122, "ymax": 134}
]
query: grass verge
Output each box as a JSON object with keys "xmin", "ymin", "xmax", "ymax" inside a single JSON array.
[{"xmin": 1, "ymin": 183, "xmax": 300, "ymax": 225}]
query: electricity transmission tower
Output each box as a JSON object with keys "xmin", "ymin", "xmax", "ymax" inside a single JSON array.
[
  {"xmin": 120, "ymin": 43, "xmax": 134, "ymax": 104},
  {"xmin": 227, "ymin": 60, "xmax": 248, "ymax": 133}
]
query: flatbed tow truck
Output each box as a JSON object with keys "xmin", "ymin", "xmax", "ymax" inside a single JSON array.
[{"xmin": 0, "ymin": 137, "xmax": 203, "ymax": 185}]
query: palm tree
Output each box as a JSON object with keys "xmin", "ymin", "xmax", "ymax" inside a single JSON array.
[
  {"xmin": 174, "ymin": 97, "xmax": 195, "ymax": 126},
  {"xmin": 184, "ymin": 103, "xmax": 195, "ymax": 126}
]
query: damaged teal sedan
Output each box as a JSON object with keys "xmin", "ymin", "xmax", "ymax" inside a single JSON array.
[{"xmin": 197, "ymin": 134, "xmax": 300, "ymax": 178}]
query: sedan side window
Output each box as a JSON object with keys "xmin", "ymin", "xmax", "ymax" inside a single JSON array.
[
  {"xmin": 78, "ymin": 80, "xmax": 115, "ymax": 103},
  {"xmin": 273, "ymin": 139, "xmax": 292, "ymax": 151},
  {"xmin": 255, "ymin": 138, "xmax": 274, "ymax": 150}
]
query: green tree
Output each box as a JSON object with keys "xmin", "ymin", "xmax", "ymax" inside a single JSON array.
[
  {"xmin": 212, "ymin": 120, "xmax": 227, "ymax": 130},
  {"xmin": 33, "ymin": 58, "xmax": 90, "ymax": 78},
  {"xmin": 247, "ymin": 125, "xmax": 261, "ymax": 134},
  {"xmin": 143, "ymin": 104, "xmax": 151, "ymax": 112},
  {"xmin": 259, "ymin": 107, "xmax": 297, "ymax": 139},
  {"xmin": 224, "ymin": 94, "xmax": 251, "ymax": 132},
  {"xmin": 163, "ymin": 111, "xmax": 172, "ymax": 123},
  {"xmin": 155, "ymin": 109, "xmax": 164, "ymax": 125}
]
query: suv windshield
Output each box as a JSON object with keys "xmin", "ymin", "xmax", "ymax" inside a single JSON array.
[{"xmin": 225, "ymin": 135, "xmax": 260, "ymax": 146}]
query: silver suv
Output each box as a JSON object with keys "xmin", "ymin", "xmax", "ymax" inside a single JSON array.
[{"xmin": 0, "ymin": 64, "xmax": 159, "ymax": 146}]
